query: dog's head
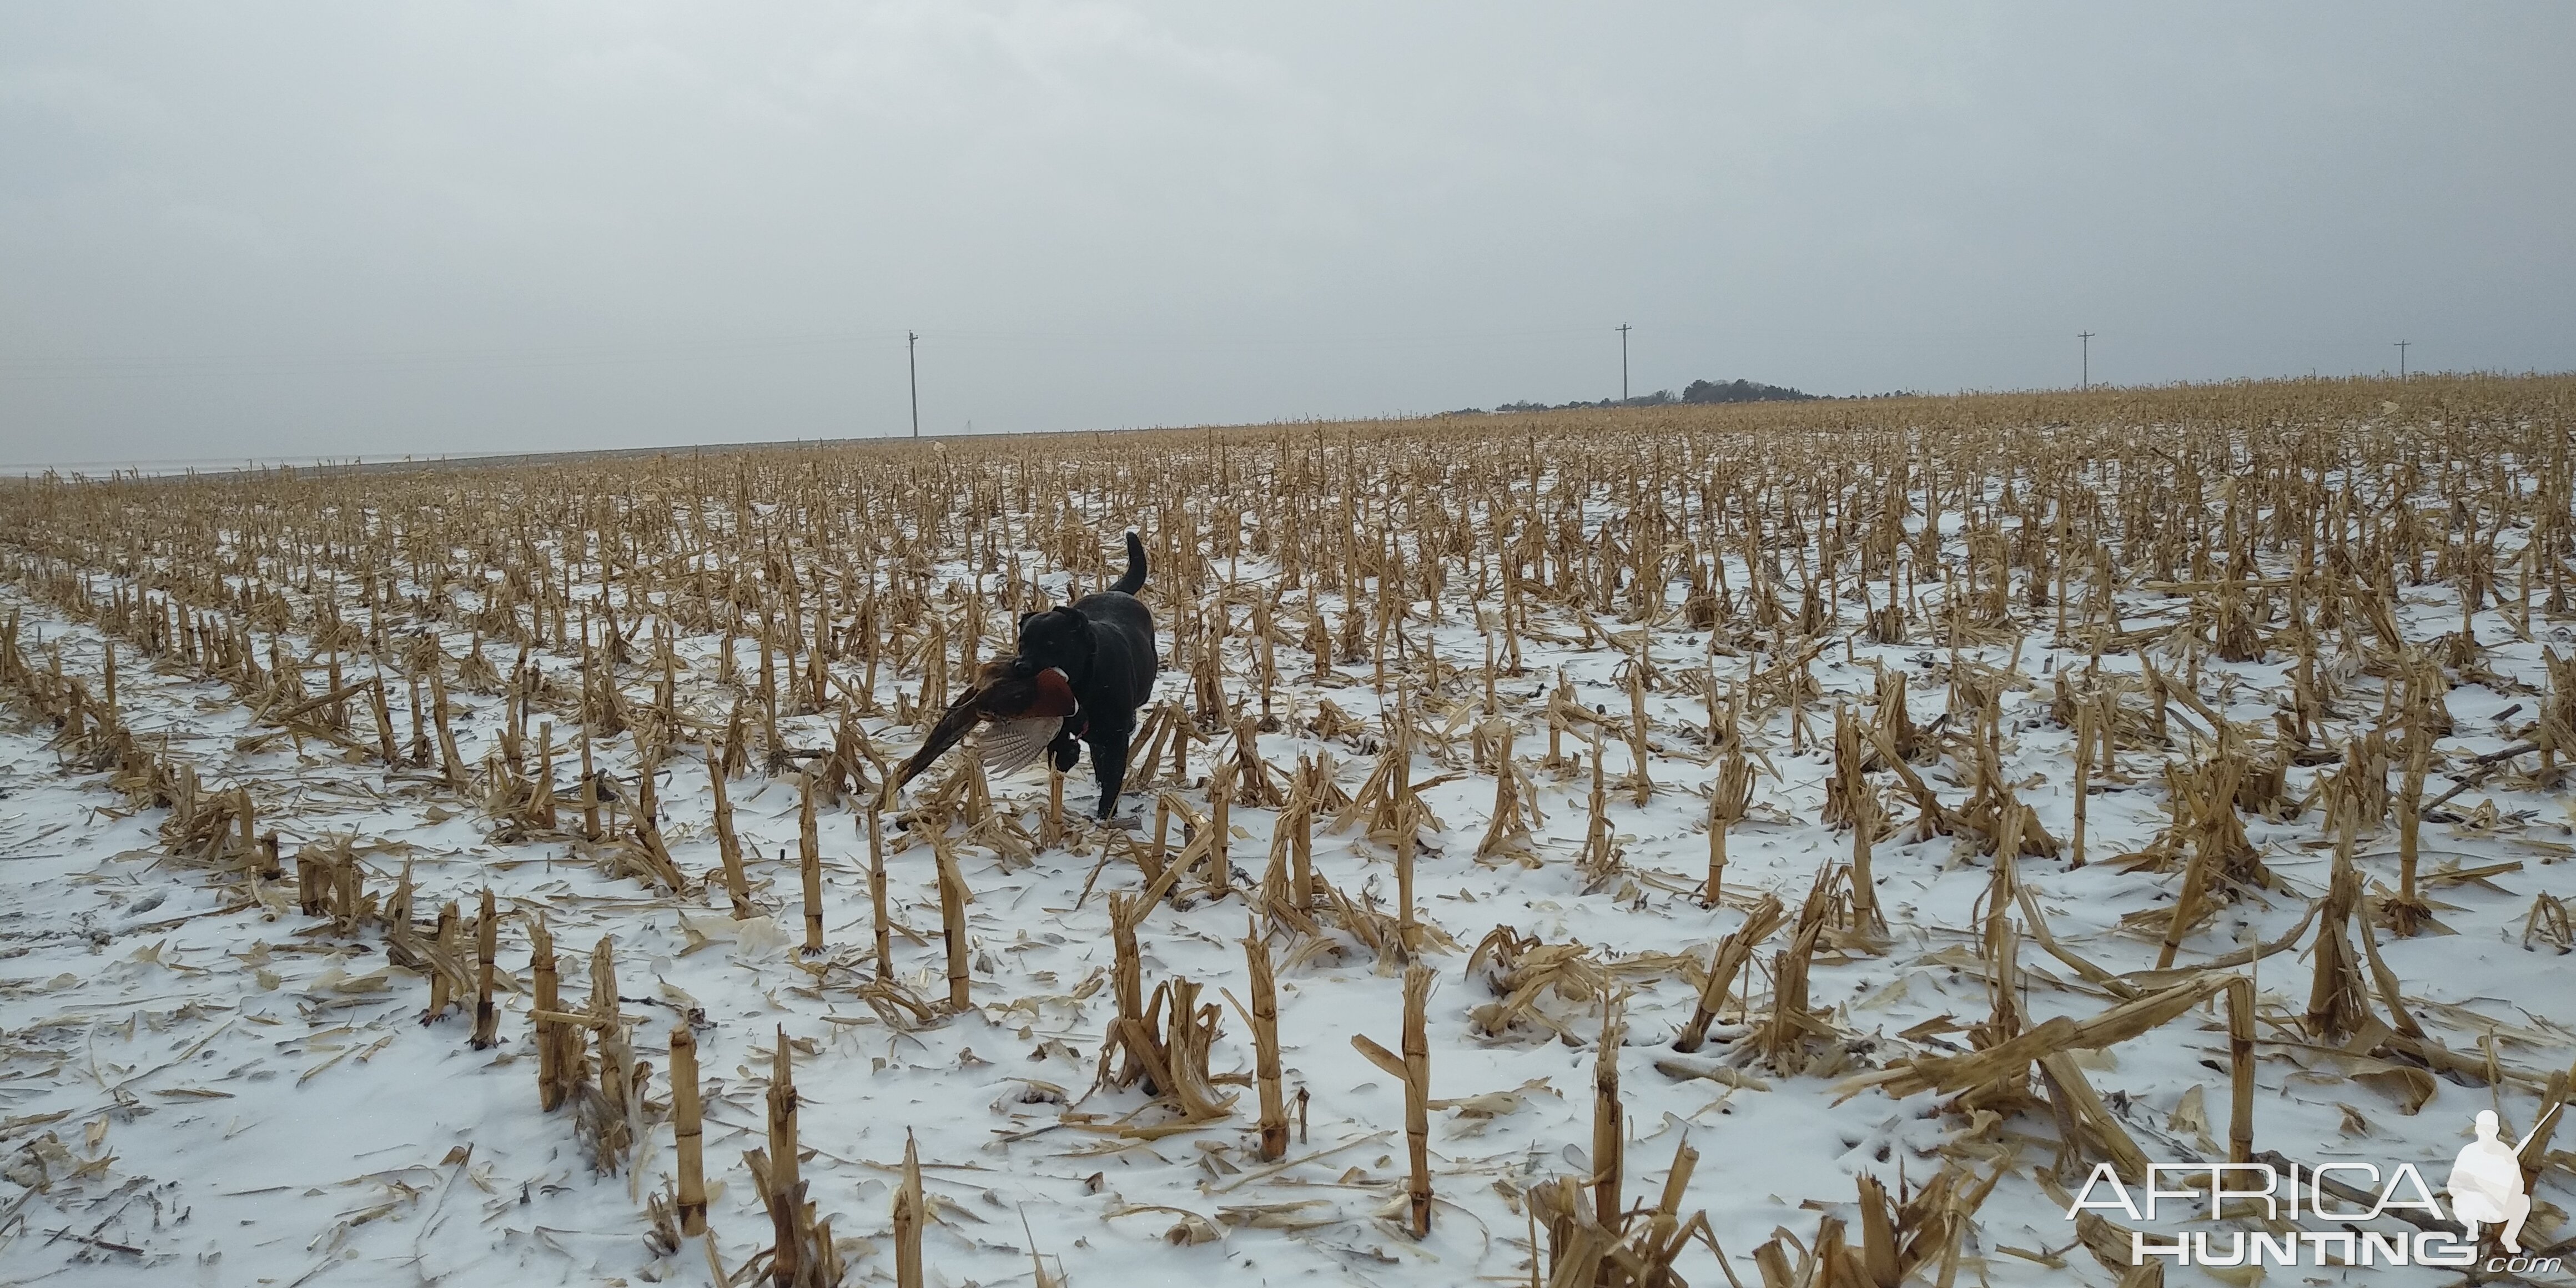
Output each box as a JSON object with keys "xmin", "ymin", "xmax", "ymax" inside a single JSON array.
[{"xmin": 1013, "ymin": 606, "xmax": 1094, "ymax": 681}]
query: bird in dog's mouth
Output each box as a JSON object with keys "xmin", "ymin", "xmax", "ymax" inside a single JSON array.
[{"xmin": 893, "ymin": 658, "xmax": 1080, "ymax": 792}]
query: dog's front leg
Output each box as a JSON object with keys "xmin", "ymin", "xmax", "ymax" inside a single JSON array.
[{"xmin": 1085, "ymin": 720, "xmax": 1134, "ymax": 819}]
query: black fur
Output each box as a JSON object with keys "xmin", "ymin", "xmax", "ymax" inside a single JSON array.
[{"xmin": 1014, "ymin": 531, "xmax": 1156, "ymax": 817}]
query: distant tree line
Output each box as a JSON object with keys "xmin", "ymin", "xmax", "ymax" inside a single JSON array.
[
  {"xmin": 1682, "ymin": 378, "xmax": 1817, "ymax": 404},
  {"xmin": 1445, "ymin": 376, "xmax": 1823, "ymax": 416}
]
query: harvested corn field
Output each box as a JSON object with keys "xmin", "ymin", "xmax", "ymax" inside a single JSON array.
[{"xmin": 2, "ymin": 376, "xmax": 2574, "ymax": 1286}]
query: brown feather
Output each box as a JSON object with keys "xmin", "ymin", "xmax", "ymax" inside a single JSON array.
[
  {"xmin": 970, "ymin": 716, "xmax": 1064, "ymax": 778},
  {"xmin": 893, "ymin": 663, "xmax": 1078, "ymax": 789}
]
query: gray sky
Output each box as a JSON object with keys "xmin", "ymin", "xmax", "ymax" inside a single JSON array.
[{"xmin": 3, "ymin": 3, "xmax": 2570, "ymax": 466}]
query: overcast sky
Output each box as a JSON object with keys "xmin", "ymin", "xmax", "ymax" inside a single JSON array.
[{"xmin": 3, "ymin": 3, "xmax": 2570, "ymax": 465}]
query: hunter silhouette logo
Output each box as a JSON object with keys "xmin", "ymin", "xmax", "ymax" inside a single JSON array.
[
  {"xmin": 2061, "ymin": 1104, "xmax": 2562, "ymax": 1271},
  {"xmin": 2448, "ymin": 1109, "xmax": 2534, "ymax": 1253}
]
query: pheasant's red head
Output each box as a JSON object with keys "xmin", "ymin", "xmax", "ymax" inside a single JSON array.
[{"xmin": 1024, "ymin": 666, "xmax": 1078, "ymax": 718}]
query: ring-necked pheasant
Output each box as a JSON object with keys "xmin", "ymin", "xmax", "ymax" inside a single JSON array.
[{"xmin": 893, "ymin": 660, "xmax": 1079, "ymax": 791}]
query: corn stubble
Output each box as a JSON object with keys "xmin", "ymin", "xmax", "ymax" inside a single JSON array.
[{"xmin": 2, "ymin": 375, "xmax": 2570, "ymax": 1284}]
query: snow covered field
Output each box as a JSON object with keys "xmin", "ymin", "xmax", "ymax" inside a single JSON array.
[{"xmin": 1, "ymin": 384, "xmax": 2571, "ymax": 1286}]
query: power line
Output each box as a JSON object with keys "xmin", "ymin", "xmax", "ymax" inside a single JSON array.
[
  {"xmin": 920, "ymin": 321, "xmax": 1605, "ymax": 349},
  {"xmin": 0, "ymin": 320, "xmax": 1628, "ymax": 384},
  {"xmin": 0, "ymin": 329, "xmax": 916, "ymax": 382}
]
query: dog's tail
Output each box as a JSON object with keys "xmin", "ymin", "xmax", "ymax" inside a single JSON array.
[{"xmin": 1111, "ymin": 530, "xmax": 1148, "ymax": 595}]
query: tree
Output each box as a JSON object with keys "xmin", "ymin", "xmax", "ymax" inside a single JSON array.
[{"xmin": 1682, "ymin": 378, "xmax": 1815, "ymax": 405}]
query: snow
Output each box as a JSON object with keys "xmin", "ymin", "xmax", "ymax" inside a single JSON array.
[{"xmin": 1, "ymin": 446, "xmax": 2572, "ymax": 1288}]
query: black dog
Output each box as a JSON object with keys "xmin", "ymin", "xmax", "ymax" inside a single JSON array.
[{"xmin": 1012, "ymin": 531, "xmax": 1157, "ymax": 818}]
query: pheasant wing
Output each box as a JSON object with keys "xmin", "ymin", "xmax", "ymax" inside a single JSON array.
[{"xmin": 970, "ymin": 716, "xmax": 1066, "ymax": 779}]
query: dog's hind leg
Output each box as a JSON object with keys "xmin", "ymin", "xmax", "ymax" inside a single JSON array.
[{"xmin": 1085, "ymin": 720, "xmax": 1134, "ymax": 818}]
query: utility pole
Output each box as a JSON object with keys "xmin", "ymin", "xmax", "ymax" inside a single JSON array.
[
  {"xmin": 2393, "ymin": 340, "xmax": 2410, "ymax": 381},
  {"xmin": 1616, "ymin": 324, "xmax": 1632, "ymax": 400},
  {"xmin": 2077, "ymin": 331, "xmax": 2095, "ymax": 390},
  {"xmin": 907, "ymin": 331, "xmax": 920, "ymax": 437}
]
